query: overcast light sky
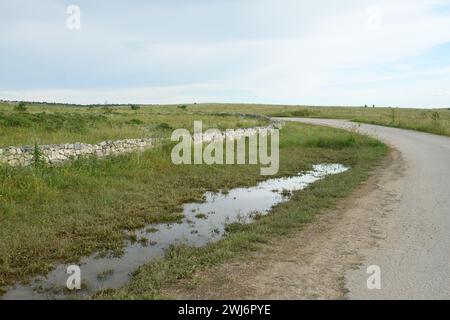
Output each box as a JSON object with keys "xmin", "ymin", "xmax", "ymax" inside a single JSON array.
[{"xmin": 1, "ymin": 0, "xmax": 450, "ymax": 107}]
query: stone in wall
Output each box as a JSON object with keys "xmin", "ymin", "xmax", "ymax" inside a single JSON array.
[
  {"xmin": 0, "ymin": 138, "xmax": 156, "ymax": 167},
  {"xmin": 0, "ymin": 122, "xmax": 282, "ymax": 167}
]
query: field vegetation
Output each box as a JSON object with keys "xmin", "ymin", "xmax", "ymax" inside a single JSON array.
[
  {"xmin": 0, "ymin": 101, "xmax": 266, "ymax": 147},
  {"xmin": 182, "ymin": 103, "xmax": 450, "ymax": 136},
  {"xmin": 0, "ymin": 102, "xmax": 389, "ymax": 297}
]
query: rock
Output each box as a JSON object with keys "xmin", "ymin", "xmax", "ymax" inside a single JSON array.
[{"xmin": 0, "ymin": 124, "xmax": 276, "ymax": 167}]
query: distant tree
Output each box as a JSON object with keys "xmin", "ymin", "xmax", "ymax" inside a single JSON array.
[
  {"xmin": 364, "ymin": 104, "xmax": 368, "ymax": 108},
  {"xmin": 372, "ymin": 104, "xmax": 375, "ymax": 108},
  {"xmin": 131, "ymin": 104, "xmax": 141, "ymax": 110}
]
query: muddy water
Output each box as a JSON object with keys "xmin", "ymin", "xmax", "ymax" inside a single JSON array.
[{"xmin": 3, "ymin": 164, "xmax": 348, "ymax": 300}]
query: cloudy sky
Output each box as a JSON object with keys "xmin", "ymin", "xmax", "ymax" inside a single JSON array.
[{"xmin": 1, "ymin": 0, "xmax": 450, "ymax": 107}]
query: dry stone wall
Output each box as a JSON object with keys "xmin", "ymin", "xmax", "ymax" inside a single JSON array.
[
  {"xmin": 0, "ymin": 122, "xmax": 282, "ymax": 167},
  {"xmin": 0, "ymin": 138, "xmax": 156, "ymax": 167}
]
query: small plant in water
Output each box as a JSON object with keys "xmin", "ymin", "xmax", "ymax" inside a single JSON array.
[
  {"xmin": 97, "ymin": 269, "xmax": 114, "ymax": 281},
  {"xmin": 146, "ymin": 227, "xmax": 158, "ymax": 233},
  {"xmin": 249, "ymin": 210, "xmax": 264, "ymax": 220},
  {"xmin": 129, "ymin": 233, "xmax": 138, "ymax": 243},
  {"xmin": 280, "ymin": 189, "xmax": 292, "ymax": 197},
  {"xmin": 195, "ymin": 213, "xmax": 207, "ymax": 219},
  {"xmin": 138, "ymin": 237, "xmax": 148, "ymax": 246},
  {"xmin": 225, "ymin": 222, "xmax": 245, "ymax": 233}
]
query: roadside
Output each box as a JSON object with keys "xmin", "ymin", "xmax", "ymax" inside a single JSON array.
[
  {"xmin": 97, "ymin": 124, "xmax": 386, "ymax": 299},
  {"xmin": 160, "ymin": 148, "xmax": 401, "ymax": 299},
  {"xmin": 282, "ymin": 118, "xmax": 450, "ymax": 299},
  {"xmin": 131, "ymin": 117, "xmax": 450, "ymax": 300}
]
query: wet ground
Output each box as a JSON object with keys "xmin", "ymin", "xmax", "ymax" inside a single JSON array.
[{"xmin": 3, "ymin": 164, "xmax": 347, "ymax": 300}]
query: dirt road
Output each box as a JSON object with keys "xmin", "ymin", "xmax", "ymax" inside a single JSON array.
[
  {"xmin": 286, "ymin": 118, "xmax": 450, "ymax": 299},
  {"xmin": 165, "ymin": 119, "xmax": 450, "ymax": 300}
]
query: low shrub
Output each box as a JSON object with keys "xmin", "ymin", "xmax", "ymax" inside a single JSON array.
[{"xmin": 13, "ymin": 102, "xmax": 27, "ymax": 112}]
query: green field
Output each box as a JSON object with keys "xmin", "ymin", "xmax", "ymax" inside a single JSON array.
[
  {"xmin": 2, "ymin": 102, "xmax": 448, "ymax": 148},
  {"xmin": 0, "ymin": 102, "xmax": 266, "ymax": 147},
  {"xmin": 10, "ymin": 101, "xmax": 450, "ymax": 297},
  {"xmin": 0, "ymin": 101, "xmax": 387, "ymax": 297},
  {"xmin": 97, "ymin": 123, "xmax": 386, "ymax": 299},
  {"xmin": 184, "ymin": 103, "xmax": 450, "ymax": 137},
  {"xmin": 4, "ymin": 101, "xmax": 447, "ymax": 297}
]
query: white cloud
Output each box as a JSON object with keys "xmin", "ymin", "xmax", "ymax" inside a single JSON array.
[
  {"xmin": 1, "ymin": 0, "xmax": 450, "ymax": 107},
  {"xmin": 0, "ymin": 84, "xmax": 223, "ymax": 105}
]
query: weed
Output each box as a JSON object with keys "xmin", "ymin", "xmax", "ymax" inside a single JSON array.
[
  {"xmin": 195, "ymin": 213, "xmax": 207, "ymax": 220},
  {"xmin": 33, "ymin": 143, "xmax": 43, "ymax": 168},
  {"xmin": 156, "ymin": 123, "xmax": 172, "ymax": 130},
  {"xmin": 126, "ymin": 119, "xmax": 144, "ymax": 125},
  {"xmin": 97, "ymin": 269, "xmax": 114, "ymax": 281},
  {"xmin": 146, "ymin": 227, "xmax": 159, "ymax": 234},
  {"xmin": 14, "ymin": 102, "xmax": 27, "ymax": 112},
  {"xmin": 129, "ymin": 233, "xmax": 138, "ymax": 243}
]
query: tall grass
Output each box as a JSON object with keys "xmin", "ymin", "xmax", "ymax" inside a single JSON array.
[
  {"xmin": 97, "ymin": 125, "xmax": 387, "ymax": 299},
  {"xmin": 0, "ymin": 103, "xmax": 267, "ymax": 147},
  {"xmin": 146, "ymin": 103, "xmax": 450, "ymax": 137},
  {"xmin": 0, "ymin": 122, "xmax": 384, "ymax": 293}
]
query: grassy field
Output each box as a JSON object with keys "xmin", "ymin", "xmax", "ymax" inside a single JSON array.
[
  {"xmin": 0, "ymin": 108, "xmax": 386, "ymax": 296},
  {"xmin": 96, "ymin": 122, "xmax": 386, "ymax": 299},
  {"xmin": 3, "ymin": 101, "xmax": 448, "ymax": 148},
  {"xmin": 0, "ymin": 101, "xmax": 445, "ymax": 298},
  {"xmin": 181, "ymin": 103, "xmax": 450, "ymax": 137},
  {"xmin": 0, "ymin": 101, "xmax": 391, "ymax": 298},
  {"xmin": 0, "ymin": 101, "xmax": 266, "ymax": 147}
]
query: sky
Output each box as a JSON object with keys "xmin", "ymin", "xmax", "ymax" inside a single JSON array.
[{"xmin": 1, "ymin": 0, "xmax": 450, "ymax": 108}]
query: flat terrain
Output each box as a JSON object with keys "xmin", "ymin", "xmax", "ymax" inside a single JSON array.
[
  {"xmin": 165, "ymin": 118, "xmax": 450, "ymax": 299},
  {"xmin": 2, "ymin": 102, "xmax": 449, "ymax": 147},
  {"xmin": 0, "ymin": 106, "xmax": 386, "ymax": 296},
  {"xmin": 97, "ymin": 125, "xmax": 385, "ymax": 299},
  {"xmin": 4, "ymin": 102, "xmax": 446, "ymax": 299},
  {"xmin": 185, "ymin": 103, "xmax": 450, "ymax": 137},
  {"xmin": 0, "ymin": 102, "xmax": 266, "ymax": 147}
]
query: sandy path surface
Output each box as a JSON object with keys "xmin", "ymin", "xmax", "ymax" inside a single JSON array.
[{"xmin": 164, "ymin": 119, "xmax": 450, "ymax": 300}]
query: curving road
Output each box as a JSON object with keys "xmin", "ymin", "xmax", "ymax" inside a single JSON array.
[{"xmin": 279, "ymin": 118, "xmax": 450, "ymax": 299}]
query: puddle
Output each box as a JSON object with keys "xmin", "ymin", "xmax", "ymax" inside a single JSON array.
[{"xmin": 2, "ymin": 164, "xmax": 348, "ymax": 300}]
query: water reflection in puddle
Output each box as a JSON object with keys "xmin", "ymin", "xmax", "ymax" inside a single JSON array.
[{"xmin": 3, "ymin": 164, "xmax": 348, "ymax": 300}]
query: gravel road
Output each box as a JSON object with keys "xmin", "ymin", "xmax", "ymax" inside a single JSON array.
[{"xmin": 282, "ymin": 118, "xmax": 450, "ymax": 299}]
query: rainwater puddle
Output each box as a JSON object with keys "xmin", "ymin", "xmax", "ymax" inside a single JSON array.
[{"xmin": 3, "ymin": 164, "xmax": 348, "ymax": 299}]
